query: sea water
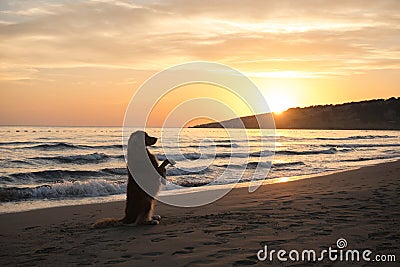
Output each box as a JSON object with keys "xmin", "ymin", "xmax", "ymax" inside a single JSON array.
[{"xmin": 0, "ymin": 126, "xmax": 399, "ymax": 213}]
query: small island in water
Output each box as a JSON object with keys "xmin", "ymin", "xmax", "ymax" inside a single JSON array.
[{"xmin": 191, "ymin": 97, "xmax": 400, "ymax": 130}]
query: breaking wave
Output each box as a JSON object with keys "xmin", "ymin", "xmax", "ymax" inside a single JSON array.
[
  {"xmin": 316, "ymin": 135, "xmax": 397, "ymax": 141},
  {"xmin": 32, "ymin": 153, "xmax": 112, "ymax": 164},
  {"xmin": 0, "ymin": 180, "xmax": 126, "ymax": 202}
]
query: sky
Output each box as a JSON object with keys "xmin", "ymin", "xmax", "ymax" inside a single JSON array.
[{"xmin": 0, "ymin": 0, "xmax": 399, "ymax": 126}]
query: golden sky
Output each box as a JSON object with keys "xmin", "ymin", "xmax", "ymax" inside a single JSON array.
[{"xmin": 0, "ymin": 0, "xmax": 399, "ymax": 126}]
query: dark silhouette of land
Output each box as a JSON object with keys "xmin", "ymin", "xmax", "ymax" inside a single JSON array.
[{"xmin": 191, "ymin": 97, "xmax": 400, "ymax": 130}]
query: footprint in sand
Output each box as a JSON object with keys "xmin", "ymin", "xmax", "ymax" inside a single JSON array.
[
  {"xmin": 203, "ymin": 241, "xmax": 222, "ymax": 245},
  {"xmin": 172, "ymin": 247, "xmax": 194, "ymax": 255},
  {"xmin": 166, "ymin": 233, "xmax": 178, "ymax": 237},
  {"xmin": 24, "ymin": 226, "xmax": 40, "ymax": 231},
  {"xmin": 151, "ymin": 237, "xmax": 165, "ymax": 242},
  {"xmin": 120, "ymin": 254, "xmax": 132, "ymax": 258},
  {"xmin": 105, "ymin": 259, "xmax": 126, "ymax": 264},
  {"xmin": 141, "ymin": 251, "xmax": 164, "ymax": 256}
]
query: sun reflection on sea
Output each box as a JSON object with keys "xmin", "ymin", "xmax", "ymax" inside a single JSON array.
[{"xmin": 276, "ymin": 177, "xmax": 290, "ymax": 183}]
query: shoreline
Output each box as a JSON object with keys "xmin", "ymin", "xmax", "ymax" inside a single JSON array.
[
  {"xmin": 1, "ymin": 160, "xmax": 399, "ymax": 265},
  {"xmin": 1, "ymin": 158, "xmax": 399, "ymax": 215}
]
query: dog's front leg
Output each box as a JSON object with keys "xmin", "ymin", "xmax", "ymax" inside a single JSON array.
[
  {"xmin": 152, "ymin": 215, "xmax": 161, "ymax": 221},
  {"xmin": 144, "ymin": 219, "xmax": 160, "ymax": 225}
]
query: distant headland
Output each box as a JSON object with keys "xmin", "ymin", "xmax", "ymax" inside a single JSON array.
[{"xmin": 190, "ymin": 97, "xmax": 400, "ymax": 130}]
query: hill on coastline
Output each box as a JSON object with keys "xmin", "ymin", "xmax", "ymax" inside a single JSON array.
[{"xmin": 191, "ymin": 97, "xmax": 400, "ymax": 130}]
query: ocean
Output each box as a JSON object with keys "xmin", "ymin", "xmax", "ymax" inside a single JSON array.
[{"xmin": 0, "ymin": 126, "xmax": 399, "ymax": 213}]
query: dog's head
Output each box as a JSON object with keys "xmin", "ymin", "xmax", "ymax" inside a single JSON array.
[
  {"xmin": 129, "ymin": 130, "xmax": 157, "ymax": 147},
  {"xmin": 144, "ymin": 132, "xmax": 157, "ymax": 146}
]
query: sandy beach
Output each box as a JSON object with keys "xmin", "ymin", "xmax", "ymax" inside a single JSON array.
[{"xmin": 1, "ymin": 161, "xmax": 399, "ymax": 266}]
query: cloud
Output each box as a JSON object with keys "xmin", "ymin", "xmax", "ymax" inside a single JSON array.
[
  {"xmin": 1, "ymin": 7, "xmax": 56, "ymax": 16},
  {"xmin": 0, "ymin": 0, "xmax": 399, "ymax": 81}
]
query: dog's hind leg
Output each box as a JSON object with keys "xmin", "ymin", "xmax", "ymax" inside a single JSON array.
[{"xmin": 134, "ymin": 213, "xmax": 159, "ymax": 225}]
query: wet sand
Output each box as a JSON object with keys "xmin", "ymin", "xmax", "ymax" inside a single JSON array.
[{"xmin": 1, "ymin": 161, "xmax": 399, "ymax": 266}]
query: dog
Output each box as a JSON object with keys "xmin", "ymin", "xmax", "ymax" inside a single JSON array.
[{"xmin": 92, "ymin": 131, "xmax": 171, "ymax": 228}]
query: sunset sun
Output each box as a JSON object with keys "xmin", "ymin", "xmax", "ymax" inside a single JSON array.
[{"xmin": 264, "ymin": 90, "xmax": 297, "ymax": 113}]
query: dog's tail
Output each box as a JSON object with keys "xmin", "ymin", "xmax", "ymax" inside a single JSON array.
[{"xmin": 91, "ymin": 218, "xmax": 123, "ymax": 229}]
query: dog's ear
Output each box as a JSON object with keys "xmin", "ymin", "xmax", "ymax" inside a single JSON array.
[
  {"xmin": 129, "ymin": 131, "xmax": 146, "ymax": 147},
  {"xmin": 127, "ymin": 131, "xmax": 146, "ymax": 169}
]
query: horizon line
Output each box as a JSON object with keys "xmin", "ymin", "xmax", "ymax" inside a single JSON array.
[{"xmin": 1, "ymin": 96, "xmax": 398, "ymax": 128}]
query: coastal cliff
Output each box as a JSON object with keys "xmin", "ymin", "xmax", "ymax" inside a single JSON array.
[{"xmin": 191, "ymin": 97, "xmax": 400, "ymax": 130}]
